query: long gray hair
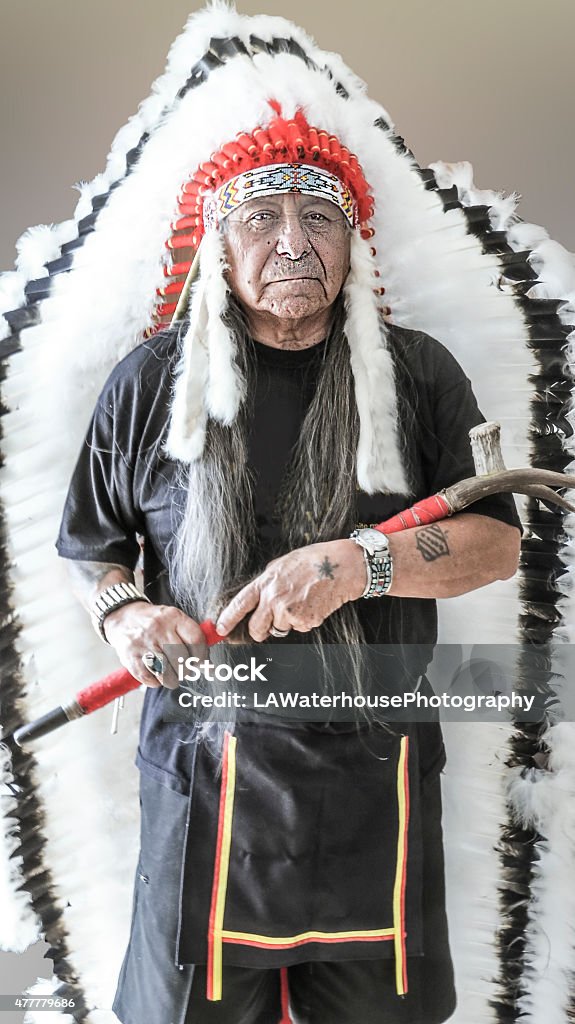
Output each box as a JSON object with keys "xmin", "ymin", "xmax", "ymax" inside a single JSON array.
[
  {"xmin": 167, "ymin": 295, "xmax": 406, "ymax": 741},
  {"xmin": 170, "ymin": 295, "xmax": 360, "ymax": 616}
]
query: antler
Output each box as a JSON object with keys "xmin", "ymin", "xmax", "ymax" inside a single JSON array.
[{"xmin": 443, "ymin": 422, "xmax": 575, "ymax": 515}]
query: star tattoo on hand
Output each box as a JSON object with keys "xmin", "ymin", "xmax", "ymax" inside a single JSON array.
[{"xmin": 316, "ymin": 557, "xmax": 339, "ymax": 580}]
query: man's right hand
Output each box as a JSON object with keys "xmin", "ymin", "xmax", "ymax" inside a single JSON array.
[
  {"xmin": 103, "ymin": 602, "xmax": 208, "ymax": 688},
  {"xmin": 61, "ymin": 559, "xmax": 208, "ymax": 689}
]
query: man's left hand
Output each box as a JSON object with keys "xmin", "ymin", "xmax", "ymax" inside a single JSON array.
[{"xmin": 216, "ymin": 539, "xmax": 366, "ymax": 642}]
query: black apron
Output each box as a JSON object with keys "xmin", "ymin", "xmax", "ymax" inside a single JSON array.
[
  {"xmin": 113, "ymin": 716, "xmax": 454, "ymax": 1024},
  {"xmin": 179, "ymin": 721, "xmax": 420, "ymax": 989}
]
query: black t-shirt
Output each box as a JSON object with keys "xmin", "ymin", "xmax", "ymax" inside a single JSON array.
[{"xmin": 57, "ymin": 325, "xmax": 520, "ymax": 788}]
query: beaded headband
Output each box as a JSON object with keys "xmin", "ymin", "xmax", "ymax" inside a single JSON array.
[{"xmin": 202, "ymin": 163, "xmax": 357, "ymax": 230}]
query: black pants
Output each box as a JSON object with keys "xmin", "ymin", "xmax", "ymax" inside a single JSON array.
[{"xmin": 185, "ymin": 958, "xmax": 437, "ymax": 1024}]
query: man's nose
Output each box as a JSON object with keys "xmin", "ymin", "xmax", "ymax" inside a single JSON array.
[{"xmin": 275, "ymin": 215, "xmax": 311, "ymax": 260}]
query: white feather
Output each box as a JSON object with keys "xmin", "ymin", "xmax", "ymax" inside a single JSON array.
[
  {"xmin": 0, "ymin": 271, "xmax": 27, "ymax": 339},
  {"xmin": 528, "ymin": 239, "xmax": 575, "ymax": 299},
  {"xmin": 507, "ymin": 724, "xmax": 575, "ymax": 1024},
  {"xmin": 73, "ymin": 174, "xmax": 110, "ymax": 221},
  {"xmin": 22, "ymin": 977, "xmax": 75, "ymax": 1024},
  {"xmin": 430, "ymin": 160, "xmax": 475, "ymax": 193},
  {"xmin": 442, "ymin": 721, "xmax": 513, "ymax": 1023},
  {"xmin": 15, "ymin": 225, "xmax": 62, "ymax": 279},
  {"xmin": 507, "ymin": 221, "xmax": 550, "ymax": 251},
  {"xmin": 430, "ymin": 159, "xmax": 520, "ymax": 232}
]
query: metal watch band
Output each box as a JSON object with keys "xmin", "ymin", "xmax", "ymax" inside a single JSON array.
[
  {"xmin": 92, "ymin": 582, "xmax": 151, "ymax": 643},
  {"xmin": 362, "ymin": 550, "xmax": 393, "ymax": 598},
  {"xmin": 349, "ymin": 529, "xmax": 394, "ymax": 599}
]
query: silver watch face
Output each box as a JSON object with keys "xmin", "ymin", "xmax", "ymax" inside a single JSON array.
[{"xmin": 355, "ymin": 528, "xmax": 390, "ymax": 555}]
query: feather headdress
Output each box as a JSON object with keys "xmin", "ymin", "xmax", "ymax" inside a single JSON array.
[{"xmin": 1, "ymin": 4, "xmax": 574, "ymax": 1022}]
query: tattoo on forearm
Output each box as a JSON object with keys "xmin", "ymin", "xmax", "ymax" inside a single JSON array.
[
  {"xmin": 316, "ymin": 557, "xmax": 339, "ymax": 580},
  {"xmin": 65, "ymin": 560, "xmax": 134, "ymax": 607},
  {"xmin": 415, "ymin": 525, "xmax": 450, "ymax": 562},
  {"xmin": 75, "ymin": 562, "xmax": 132, "ymax": 587}
]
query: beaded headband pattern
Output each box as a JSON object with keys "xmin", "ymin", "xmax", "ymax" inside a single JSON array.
[{"xmin": 202, "ymin": 163, "xmax": 357, "ymax": 230}]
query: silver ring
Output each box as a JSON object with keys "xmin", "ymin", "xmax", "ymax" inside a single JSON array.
[
  {"xmin": 142, "ymin": 651, "xmax": 163, "ymax": 675},
  {"xmin": 269, "ymin": 626, "xmax": 290, "ymax": 638}
]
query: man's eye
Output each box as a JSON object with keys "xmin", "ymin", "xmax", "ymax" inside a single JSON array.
[
  {"xmin": 304, "ymin": 212, "xmax": 329, "ymax": 223},
  {"xmin": 248, "ymin": 212, "xmax": 276, "ymax": 225}
]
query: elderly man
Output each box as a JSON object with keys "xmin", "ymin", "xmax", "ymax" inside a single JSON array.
[
  {"xmin": 57, "ymin": 186, "xmax": 520, "ymax": 1024},
  {"xmin": 54, "ymin": 27, "xmax": 522, "ymax": 1024}
]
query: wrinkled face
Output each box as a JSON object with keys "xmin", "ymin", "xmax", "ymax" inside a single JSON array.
[{"xmin": 222, "ymin": 191, "xmax": 351, "ymax": 321}]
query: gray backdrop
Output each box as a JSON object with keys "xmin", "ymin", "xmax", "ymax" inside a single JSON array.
[{"xmin": 1, "ymin": 0, "xmax": 573, "ymax": 1019}]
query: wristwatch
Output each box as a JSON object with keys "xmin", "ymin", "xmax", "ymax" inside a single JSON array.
[{"xmin": 349, "ymin": 528, "xmax": 393, "ymax": 598}]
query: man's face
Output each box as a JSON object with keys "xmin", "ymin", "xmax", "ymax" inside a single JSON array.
[{"xmin": 222, "ymin": 191, "xmax": 351, "ymax": 322}]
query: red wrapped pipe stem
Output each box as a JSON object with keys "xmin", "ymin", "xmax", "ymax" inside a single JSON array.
[
  {"xmin": 12, "ymin": 493, "xmax": 454, "ymax": 747},
  {"xmin": 375, "ymin": 494, "xmax": 451, "ymax": 534},
  {"xmin": 78, "ymin": 667, "xmax": 140, "ymax": 714},
  {"xmin": 12, "ymin": 618, "xmax": 221, "ymax": 747},
  {"xmin": 78, "ymin": 619, "xmax": 222, "ymax": 713}
]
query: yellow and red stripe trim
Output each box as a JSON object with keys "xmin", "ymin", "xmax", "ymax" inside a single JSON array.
[
  {"xmin": 206, "ymin": 731, "xmax": 237, "ymax": 1001},
  {"xmin": 221, "ymin": 927, "xmax": 396, "ymax": 949},
  {"xmin": 392, "ymin": 735, "xmax": 410, "ymax": 995},
  {"xmin": 206, "ymin": 732, "xmax": 410, "ymax": 1001}
]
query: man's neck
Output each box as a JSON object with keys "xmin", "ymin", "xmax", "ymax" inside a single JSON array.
[{"xmin": 244, "ymin": 307, "xmax": 333, "ymax": 350}]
